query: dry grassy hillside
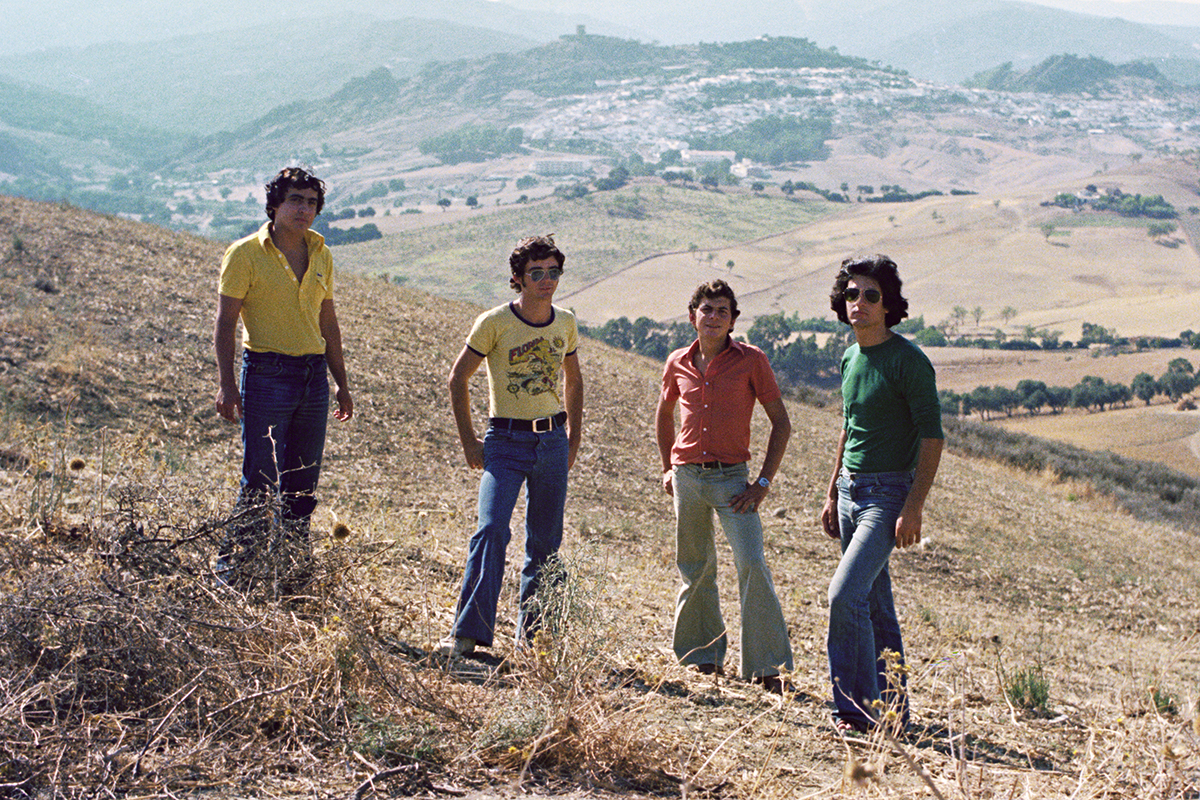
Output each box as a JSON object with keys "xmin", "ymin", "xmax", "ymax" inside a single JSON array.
[{"xmin": 0, "ymin": 195, "xmax": 1198, "ymax": 799}]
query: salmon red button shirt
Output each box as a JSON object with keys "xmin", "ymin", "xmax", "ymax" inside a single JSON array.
[{"xmin": 660, "ymin": 338, "xmax": 782, "ymax": 467}]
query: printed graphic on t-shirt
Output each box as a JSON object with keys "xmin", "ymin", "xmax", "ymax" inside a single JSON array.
[{"xmin": 507, "ymin": 335, "xmax": 565, "ymax": 400}]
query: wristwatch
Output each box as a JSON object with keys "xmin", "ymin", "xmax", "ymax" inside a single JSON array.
[{"xmin": 756, "ymin": 476, "xmax": 771, "ymax": 489}]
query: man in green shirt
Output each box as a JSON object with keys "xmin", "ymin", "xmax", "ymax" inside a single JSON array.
[{"xmin": 819, "ymin": 254, "xmax": 943, "ymax": 735}]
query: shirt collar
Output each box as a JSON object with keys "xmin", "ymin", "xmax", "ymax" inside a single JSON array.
[{"xmin": 257, "ymin": 222, "xmax": 325, "ymax": 253}]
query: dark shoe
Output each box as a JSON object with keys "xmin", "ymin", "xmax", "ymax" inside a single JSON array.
[
  {"xmin": 755, "ymin": 674, "xmax": 794, "ymax": 695},
  {"xmin": 835, "ymin": 717, "xmax": 872, "ymax": 736},
  {"xmin": 694, "ymin": 663, "xmax": 724, "ymax": 676}
]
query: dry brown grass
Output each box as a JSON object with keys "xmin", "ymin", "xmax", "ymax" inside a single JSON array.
[
  {"xmin": 990, "ymin": 402, "xmax": 1200, "ymax": 479},
  {"xmin": 1, "ymin": 195, "xmax": 1199, "ymax": 798}
]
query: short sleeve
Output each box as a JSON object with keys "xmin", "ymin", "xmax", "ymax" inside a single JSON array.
[
  {"xmin": 466, "ymin": 310, "xmax": 496, "ymax": 357},
  {"xmin": 218, "ymin": 242, "xmax": 251, "ymax": 299}
]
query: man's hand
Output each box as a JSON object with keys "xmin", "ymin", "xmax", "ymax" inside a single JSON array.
[
  {"xmin": 661, "ymin": 469, "xmax": 673, "ymax": 496},
  {"xmin": 894, "ymin": 503, "xmax": 923, "ymax": 548},
  {"xmin": 820, "ymin": 496, "xmax": 840, "ymax": 539},
  {"xmin": 462, "ymin": 437, "xmax": 485, "ymax": 470},
  {"xmin": 334, "ymin": 387, "xmax": 354, "ymax": 421},
  {"xmin": 215, "ymin": 384, "xmax": 242, "ymax": 422},
  {"xmin": 730, "ymin": 481, "xmax": 768, "ymax": 514}
]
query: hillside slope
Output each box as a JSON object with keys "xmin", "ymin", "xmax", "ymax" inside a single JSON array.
[{"xmin": 0, "ymin": 195, "xmax": 1197, "ymax": 796}]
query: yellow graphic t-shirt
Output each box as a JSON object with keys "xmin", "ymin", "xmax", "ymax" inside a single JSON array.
[{"xmin": 466, "ymin": 302, "xmax": 579, "ymax": 419}]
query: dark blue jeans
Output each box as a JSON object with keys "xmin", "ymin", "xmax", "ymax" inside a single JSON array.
[
  {"xmin": 828, "ymin": 469, "xmax": 913, "ymax": 730},
  {"xmin": 238, "ymin": 350, "xmax": 329, "ymax": 527},
  {"xmin": 451, "ymin": 425, "xmax": 569, "ymax": 648}
]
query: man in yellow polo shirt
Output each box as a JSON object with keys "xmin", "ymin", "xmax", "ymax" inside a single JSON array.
[{"xmin": 213, "ymin": 166, "xmax": 353, "ymax": 588}]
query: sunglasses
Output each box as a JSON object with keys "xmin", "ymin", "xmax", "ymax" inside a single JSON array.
[
  {"xmin": 844, "ymin": 287, "xmax": 882, "ymax": 304},
  {"xmin": 527, "ymin": 267, "xmax": 563, "ymax": 281}
]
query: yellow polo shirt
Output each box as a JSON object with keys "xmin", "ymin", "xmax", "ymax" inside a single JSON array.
[{"xmin": 218, "ymin": 223, "xmax": 333, "ymax": 356}]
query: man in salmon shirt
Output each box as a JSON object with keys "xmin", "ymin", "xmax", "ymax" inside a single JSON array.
[
  {"xmin": 213, "ymin": 166, "xmax": 353, "ymax": 589},
  {"xmin": 655, "ymin": 279, "xmax": 793, "ymax": 693}
]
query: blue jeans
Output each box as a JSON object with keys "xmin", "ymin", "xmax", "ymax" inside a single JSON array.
[
  {"xmin": 237, "ymin": 350, "xmax": 330, "ymax": 527},
  {"xmin": 672, "ymin": 462, "xmax": 794, "ymax": 679},
  {"xmin": 452, "ymin": 425, "xmax": 569, "ymax": 647},
  {"xmin": 828, "ymin": 469, "xmax": 913, "ymax": 729}
]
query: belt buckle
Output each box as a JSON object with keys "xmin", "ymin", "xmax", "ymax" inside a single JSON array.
[{"xmin": 532, "ymin": 416, "xmax": 552, "ymax": 433}]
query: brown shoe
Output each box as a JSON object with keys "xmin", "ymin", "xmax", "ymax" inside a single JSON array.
[{"xmin": 755, "ymin": 674, "xmax": 793, "ymax": 695}]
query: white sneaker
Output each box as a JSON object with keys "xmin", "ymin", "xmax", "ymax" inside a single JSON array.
[{"xmin": 435, "ymin": 636, "xmax": 476, "ymax": 657}]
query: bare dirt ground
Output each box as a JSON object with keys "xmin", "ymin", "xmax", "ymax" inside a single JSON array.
[{"xmin": 1, "ymin": 195, "xmax": 1198, "ymax": 799}]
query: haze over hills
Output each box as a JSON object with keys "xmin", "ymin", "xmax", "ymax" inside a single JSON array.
[
  {"xmin": 4, "ymin": 0, "xmax": 1200, "ymax": 107},
  {"xmin": 2, "ymin": 6, "xmax": 1200, "ymax": 345},
  {"xmin": 0, "ymin": 16, "xmax": 540, "ymax": 135},
  {"xmin": 508, "ymin": 0, "xmax": 1200, "ymax": 81}
]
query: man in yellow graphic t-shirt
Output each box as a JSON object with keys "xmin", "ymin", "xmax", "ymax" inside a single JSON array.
[{"xmin": 437, "ymin": 235, "xmax": 584, "ymax": 658}]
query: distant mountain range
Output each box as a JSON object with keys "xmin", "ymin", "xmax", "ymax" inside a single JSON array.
[
  {"xmin": 502, "ymin": 0, "xmax": 1200, "ymax": 82},
  {"xmin": 0, "ymin": 15, "xmax": 540, "ymax": 135},
  {"xmin": 966, "ymin": 53, "xmax": 1175, "ymax": 92},
  {"xmin": 3, "ymin": 0, "xmax": 1198, "ymax": 136}
]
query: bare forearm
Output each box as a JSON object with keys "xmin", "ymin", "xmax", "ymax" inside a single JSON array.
[
  {"xmin": 214, "ymin": 324, "xmax": 238, "ymax": 387},
  {"xmin": 757, "ymin": 399, "xmax": 791, "ymax": 483},
  {"xmin": 827, "ymin": 430, "xmax": 847, "ymax": 499},
  {"xmin": 904, "ymin": 438, "xmax": 943, "ymax": 511},
  {"xmin": 449, "ymin": 380, "xmax": 478, "ymax": 444},
  {"xmin": 324, "ymin": 330, "xmax": 349, "ymax": 392},
  {"xmin": 563, "ymin": 355, "xmax": 584, "ymax": 450},
  {"xmin": 654, "ymin": 400, "xmax": 676, "ymax": 472}
]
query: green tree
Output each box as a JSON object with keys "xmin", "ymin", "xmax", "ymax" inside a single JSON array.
[
  {"xmin": 1079, "ymin": 322, "xmax": 1116, "ymax": 346},
  {"xmin": 1159, "ymin": 359, "xmax": 1197, "ymax": 400},
  {"xmin": 1131, "ymin": 372, "xmax": 1157, "ymax": 405},
  {"xmin": 968, "ymin": 386, "xmax": 998, "ymax": 420},
  {"xmin": 1148, "ymin": 222, "xmax": 1177, "ymax": 240},
  {"xmin": 1046, "ymin": 386, "xmax": 1071, "ymax": 413}
]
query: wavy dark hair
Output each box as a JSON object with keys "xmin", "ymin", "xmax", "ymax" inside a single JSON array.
[
  {"xmin": 264, "ymin": 167, "xmax": 326, "ymax": 221},
  {"xmin": 509, "ymin": 234, "xmax": 565, "ymax": 292},
  {"xmin": 830, "ymin": 254, "xmax": 908, "ymax": 329}
]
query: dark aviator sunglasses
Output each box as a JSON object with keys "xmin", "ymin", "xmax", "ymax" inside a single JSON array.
[{"xmin": 844, "ymin": 287, "xmax": 882, "ymax": 304}]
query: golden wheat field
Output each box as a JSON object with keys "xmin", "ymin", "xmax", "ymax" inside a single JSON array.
[{"xmin": 1, "ymin": 194, "xmax": 1198, "ymax": 798}]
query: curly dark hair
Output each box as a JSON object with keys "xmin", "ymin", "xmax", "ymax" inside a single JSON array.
[
  {"xmin": 509, "ymin": 234, "xmax": 565, "ymax": 292},
  {"xmin": 687, "ymin": 279, "xmax": 740, "ymax": 323},
  {"xmin": 264, "ymin": 167, "xmax": 326, "ymax": 221},
  {"xmin": 830, "ymin": 254, "xmax": 908, "ymax": 329}
]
